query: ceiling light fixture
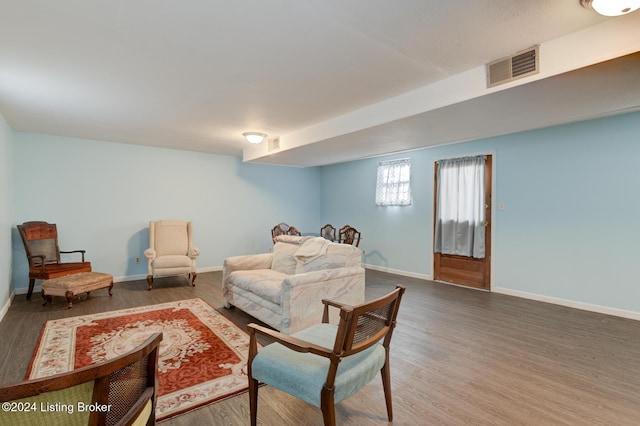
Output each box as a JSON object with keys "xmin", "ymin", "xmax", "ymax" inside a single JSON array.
[
  {"xmin": 580, "ymin": 0, "xmax": 640, "ymax": 16},
  {"xmin": 242, "ymin": 132, "xmax": 267, "ymax": 144}
]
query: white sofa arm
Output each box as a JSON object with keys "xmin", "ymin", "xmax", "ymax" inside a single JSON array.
[
  {"xmin": 223, "ymin": 253, "xmax": 273, "ymax": 273},
  {"xmin": 281, "ymin": 266, "xmax": 365, "ymax": 334},
  {"xmin": 188, "ymin": 246, "xmax": 200, "ymax": 258},
  {"xmin": 222, "ymin": 253, "xmax": 274, "ymax": 308},
  {"xmin": 143, "ymin": 248, "xmax": 156, "ymax": 259}
]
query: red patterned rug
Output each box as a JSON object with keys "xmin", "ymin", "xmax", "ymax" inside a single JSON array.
[{"xmin": 27, "ymin": 298, "xmax": 253, "ymax": 421}]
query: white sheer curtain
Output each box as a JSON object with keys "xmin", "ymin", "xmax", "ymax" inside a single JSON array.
[
  {"xmin": 434, "ymin": 155, "xmax": 486, "ymax": 258},
  {"xmin": 375, "ymin": 158, "xmax": 411, "ymax": 206}
]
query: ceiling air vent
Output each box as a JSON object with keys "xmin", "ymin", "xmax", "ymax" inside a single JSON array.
[
  {"xmin": 487, "ymin": 46, "xmax": 539, "ymax": 88},
  {"xmin": 268, "ymin": 137, "xmax": 280, "ymax": 152}
]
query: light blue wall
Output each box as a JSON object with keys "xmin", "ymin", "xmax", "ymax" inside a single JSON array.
[
  {"xmin": 320, "ymin": 111, "xmax": 640, "ymax": 313},
  {"xmin": 6, "ymin": 111, "xmax": 640, "ymax": 313},
  {"xmin": 0, "ymin": 113, "xmax": 13, "ymax": 308},
  {"xmin": 11, "ymin": 133, "xmax": 321, "ymax": 292}
]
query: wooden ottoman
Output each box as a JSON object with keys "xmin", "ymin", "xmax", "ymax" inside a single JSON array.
[{"xmin": 42, "ymin": 272, "xmax": 113, "ymax": 308}]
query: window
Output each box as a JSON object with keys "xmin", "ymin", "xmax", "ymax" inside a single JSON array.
[{"xmin": 375, "ymin": 158, "xmax": 411, "ymax": 206}]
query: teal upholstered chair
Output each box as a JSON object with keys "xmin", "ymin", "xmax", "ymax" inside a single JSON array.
[{"xmin": 247, "ymin": 285, "xmax": 405, "ymax": 426}]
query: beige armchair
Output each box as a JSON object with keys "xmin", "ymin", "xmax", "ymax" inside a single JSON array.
[{"xmin": 144, "ymin": 220, "xmax": 199, "ymax": 290}]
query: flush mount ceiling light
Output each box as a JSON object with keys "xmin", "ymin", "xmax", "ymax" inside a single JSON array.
[
  {"xmin": 580, "ymin": 0, "xmax": 640, "ymax": 16},
  {"xmin": 242, "ymin": 132, "xmax": 267, "ymax": 144}
]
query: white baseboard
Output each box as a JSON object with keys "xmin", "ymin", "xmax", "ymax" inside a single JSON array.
[
  {"xmin": 0, "ymin": 292, "xmax": 13, "ymax": 324},
  {"xmin": 13, "ymin": 266, "xmax": 225, "ymax": 291},
  {"xmin": 14, "ymin": 286, "xmax": 38, "ymax": 296},
  {"xmin": 114, "ymin": 266, "xmax": 223, "ymax": 283},
  {"xmin": 364, "ymin": 264, "xmax": 639, "ymax": 321},
  {"xmin": 197, "ymin": 266, "xmax": 223, "ymax": 273},
  {"xmin": 364, "ymin": 264, "xmax": 432, "ymax": 281},
  {"xmin": 493, "ymin": 287, "xmax": 640, "ymax": 321}
]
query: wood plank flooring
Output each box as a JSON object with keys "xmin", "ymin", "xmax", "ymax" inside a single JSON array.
[{"xmin": 1, "ymin": 270, "xmax": 639, "ymax": 425}]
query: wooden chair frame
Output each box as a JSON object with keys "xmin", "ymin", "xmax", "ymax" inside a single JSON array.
[
  {"xmin": 248, "ymin": 285, "xmax": 405, "ymax": 426},
  {"xmin": 320, "ymin": 224, "xmax": 337, "ymax": 242},
  {"xmin": 338, "ymin": 225, "xmax": 361, "ymax": 247},
  {"xmin": 0, "ymin": 333, "xmax": 162, "ymax": 426},
  {"xmin": 271, "ymin": 222, "xmax": 302, "ymax": 243},
  {"xmin": 18, "ymin": 221, "xmax": 92, "ymax": 300}
]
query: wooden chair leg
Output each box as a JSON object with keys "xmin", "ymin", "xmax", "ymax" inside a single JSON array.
[
  {"xmin": 27, "ymin": 278, "xmax": 36, "ymax": 300},
  {"xmin": 249, "ymin": 377, "xmax": 259, "ymax": 426},
  {"xmin": 65, "ymin": 291, "xmax": 74, "ymax": 309},
  {"xmin": 146, "ymin": 275, "xmax": 153, "ymax": 290},
  {"xmin": 320, "ymin": 386, "xmax": 336, "ymax": 426},
  {"xmin": 380, "ymin": 360, "xmax": 393, "ymax": 421},
  {"xmin": 191, "ymin": 272, "xmax": 197, "ymax": 286}
]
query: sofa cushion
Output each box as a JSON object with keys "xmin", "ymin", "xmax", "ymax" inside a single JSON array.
[
  {"xmin": 272, "ymin": 236, "xmax": 313, "ymax": 274},
  {"xmin": 227, "ymin": 269, "xmax": 288, "ymax": 305},
  {"xmin": 295, "ymin": 243, "xmax": 361, "ymax": 274}
]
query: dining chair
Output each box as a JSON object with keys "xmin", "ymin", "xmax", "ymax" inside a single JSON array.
[
  {"xmin": 320, "ymin": 224, "xmax": 337, "ymax": 242},
  {"xmin": 271, "ymin": 222, "xmax": 302, "ymax": 243},
  {"xmin": 338, "ymin": 225, "xmax": 361, "ymax": 247}
]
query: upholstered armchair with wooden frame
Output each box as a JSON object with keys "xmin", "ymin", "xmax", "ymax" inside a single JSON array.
[
  {"xmin": 271, "ymin": 222, "xmax": 301, "ymax": 243},
  {"xmin": 0, "ymin": 332, "xmax": 162, "ymax": 426},
  {"xmin": 248, "ymin": 285, "xmax": 406, "ymax": 426},
  {"xmin": 17, "ymin": 221, "xmax": 92, "ymax": 300},
  {"xmin": 320, "ymin": 224, "xmax": 337, "ymax": 242},
  {"xmin": 339, "ymin": 225, "xmax": 361, "ymax": 247},
  {"xmin": 144, "ymin": 220, "xmax": 199, "ymax": 290}
]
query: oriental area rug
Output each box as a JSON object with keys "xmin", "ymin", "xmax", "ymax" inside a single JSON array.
[{"xmin": 26, "ymin": 298, "xmax": 254, "ymax": 421}]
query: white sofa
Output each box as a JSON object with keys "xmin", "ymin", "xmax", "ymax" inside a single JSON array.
[{"xmin": 222, "ymin": 235, "xmax": 365, "ymax": 334}]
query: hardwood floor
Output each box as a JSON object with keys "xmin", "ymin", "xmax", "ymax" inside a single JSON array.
[{"xmin": 1, "ymin": 270, "xmax": 639, "ymax": 425}]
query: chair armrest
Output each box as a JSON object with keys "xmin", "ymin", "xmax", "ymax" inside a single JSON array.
[
  {"xmin": 322, "ymin": 298, "xmax": 349, "ymax": 310},
  {"xmin": 321, "ymin": 298, "xmax": 350, "ymax": 323},
  {"xmin": 143, "ymin": 249, "xmax": 156, "ymax": 259},
  {"xmin": 222, "ymin": 253, "xmax": 274, "ymax": 308},
  {"xmin": 60, "ymin": 249, "xmax": 86, "ymax": 262},
  {"xmin": 247, "ymin": 323, "xmax": 331, "ymax": 358},
  {"xmin": 27, "ymin": 254, "xmax": 46, "ymax": 270},
  {"xmin": 188, "ymin": 246, "xmax": 200, "ymax": 258}
]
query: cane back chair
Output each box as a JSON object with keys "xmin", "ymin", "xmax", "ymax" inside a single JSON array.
[
  {"xmin": 248, "ymin": 285, "xmax": 406, "ymax": 426},
  {"xmin": 0, "ymin": 333, "xmax": 162, "ymax": 426}
]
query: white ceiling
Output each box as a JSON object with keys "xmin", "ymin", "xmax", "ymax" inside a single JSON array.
[{"xmin": 0, "ymin": 1, "xmax": 639, "ymax": 167}]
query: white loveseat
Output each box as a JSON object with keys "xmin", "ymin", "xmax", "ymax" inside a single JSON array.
[{"xmin": 222, "ymin": 235, "xmax": 365, "ymax": 334}]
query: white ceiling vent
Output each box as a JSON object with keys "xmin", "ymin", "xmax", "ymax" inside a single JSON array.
[
  {"xmin": 487, "ymin": 46, "xmax": 539, "ymax": 88},
  {"xmin": 268, "ymin": 137, "xmax": 280, "ymax": 152}
]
